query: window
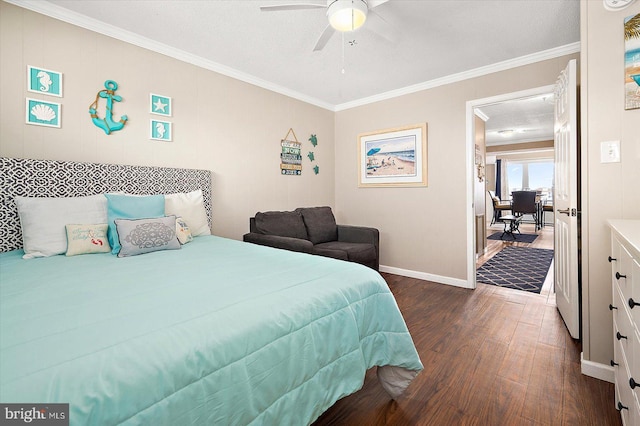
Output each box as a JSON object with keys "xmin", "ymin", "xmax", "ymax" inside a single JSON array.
[
  {"xmin": 505, "ymin": 159, "xmax": 554, "ymax": 200},
  {"xmin": 528, "ymin": 162, "xmax": 554, "ymax": 192},
  {"xmin": 507, "ymin": 163, "xmax": 523, "ymax": 195}
]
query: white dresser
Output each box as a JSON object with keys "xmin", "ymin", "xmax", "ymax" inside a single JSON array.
[{"xmin": 610, "ymin": 220, "xmax": 640, "ymax": 425}]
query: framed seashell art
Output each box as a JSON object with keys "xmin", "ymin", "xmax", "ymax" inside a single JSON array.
[{"xmin": 25, "ymin": 98, "xmax": 61, "ymax": 128}]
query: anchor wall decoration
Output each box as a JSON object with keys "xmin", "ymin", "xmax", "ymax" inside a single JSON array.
[{"xmin": 89, "ymin": 80, "xmax": 128, "ymax": 135}]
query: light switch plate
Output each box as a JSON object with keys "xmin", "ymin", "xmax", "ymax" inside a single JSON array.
[{"xmin": 600, "ymin": 140, "xmax": 621, "ymax": 163}]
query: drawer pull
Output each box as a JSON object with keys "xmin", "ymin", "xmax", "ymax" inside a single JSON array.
[
  {"xmin": 611, "ymin": 360, "xmax": 619, "ymax": 367},
  {"xmin": 609, "ymin": 256, "xmax": 617, "ymax": 262},
  {"xmin": 618, "ymin": 401, "xmax": 629, "ymax": 411},
  {"xmin": 616, "ymin": 272, "xmax": 627, "ymax": 280},
  {"xmin": 630, "ymin": 298, "xmax": 640, "ymax": 309},
  {"xmin": 631, "ymin": 378, "xmax": 639, "ymax": 389},
  {"xmin": 610, "ymin": 304, "xmax": 618, "ymax": 310},
  {"xmin": 617, "ymin": 331, "xmax": 628, "ymax": 340}
]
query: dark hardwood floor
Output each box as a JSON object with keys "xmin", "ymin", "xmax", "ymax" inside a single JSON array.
[{"xmin": 313, "ymin": 224, "xmax": 620, "ymax": 425}]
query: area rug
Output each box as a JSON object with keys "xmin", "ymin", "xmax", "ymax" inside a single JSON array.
[
  {"xmin": 477, "ymin": 247, "xmax": 554, "ymax": 294},
  {"xmin": 487, "ymin": 231, "xmax": 538, "ymax": 243}
]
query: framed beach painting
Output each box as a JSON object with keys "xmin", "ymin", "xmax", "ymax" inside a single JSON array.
[
  {"xmin": 625, "ymin": 13, "xmax": 640, "ymax": 110},
  {"xmin": 358, "ymin": 123, "xmax": 427, "ymax": 187}
]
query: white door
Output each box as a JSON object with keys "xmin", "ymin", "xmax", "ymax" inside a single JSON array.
[{"xmin": 554, "ymin": 59, "xmax": 579, "ymax": 339}]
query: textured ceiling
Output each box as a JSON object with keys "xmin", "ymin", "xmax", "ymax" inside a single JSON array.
[
  {"xmin": 36, "ymin": 0, "xmax": 580, "ymax": 108},
  {"xmin": 13, "ymin": 0, "xmax": 581, "ymax": 143},
  {"xmin": 478, "ymin": 93, "xmax": 556, "ymax": 146}
]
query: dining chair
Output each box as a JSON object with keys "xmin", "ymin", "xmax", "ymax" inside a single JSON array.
[
  {"xmin": 543, "ymin": 202, "xmax": 554, "ymax": 227},
  {"xmin": 489, "ymin": 190, "xmax": 511, "ymax": 225},
  {"xmin": 511, "ymin": 190, "xmax": 538, "ymax": 230}
]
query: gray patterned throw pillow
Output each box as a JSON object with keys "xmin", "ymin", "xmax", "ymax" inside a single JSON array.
[{"xmin": 114, "ymin": 216, "xmax": 181, "ymax": 258}]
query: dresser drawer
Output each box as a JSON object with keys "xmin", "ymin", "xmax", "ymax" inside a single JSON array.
[
  {"xmin": 614, "ymin": 289, "xmax": 635, "ymax": 369},
  {"xmin": 630, "ymin": 258, "xmax": 640, "ymax": 334},
  {"xmin": 612, "ymin": 234, "xmax": 623, "ymax": 284},
  {"xmin": 617, "ymin": 242, "xmax": 635, "ymax": 311},
  {"xmin": 631, "ymin": 328, "xmax": 640, "ymax": 408},
  {"xmin": 617, "ymin": 357, "xmax": 635, "ymax": 425}
]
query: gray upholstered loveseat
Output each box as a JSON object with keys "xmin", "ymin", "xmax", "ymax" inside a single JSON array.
[{"xmin": 242, "ymin": 206, "xmax": 379, "ymax": 270}]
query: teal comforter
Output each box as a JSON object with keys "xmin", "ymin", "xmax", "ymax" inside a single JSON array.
[{"xmin": 0, "ymin": 236, "xmax": 422, "ymax": 425}]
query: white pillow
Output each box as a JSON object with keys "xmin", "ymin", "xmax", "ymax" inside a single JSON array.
[
  {"xmin": 15, "ymin": 195, "xmax": 108, "ymax": 259},
  {"xmin": 164, "ymin": 190, "xmax": 211, "ymax": 236}
]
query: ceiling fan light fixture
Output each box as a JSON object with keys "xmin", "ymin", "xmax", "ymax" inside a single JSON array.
[{"xmin": 327, "ymin": 0, "xmax": 368, "ymax": 32}]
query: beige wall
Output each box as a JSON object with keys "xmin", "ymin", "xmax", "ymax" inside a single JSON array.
[
  {"xmin": 486, "ymin": 139, "xmax": 554, "ymax": 153},
  {"xmin": 497, "ymin": 150, "xmax": 554, "ymax": 162},
  {"xmin": 0, "ymin": 2, "xmax": 335, "ymax": 240},
  {"xmin": 581, "ymin": 1, "xmax": 640, "ymax": 366},
  {"xmin": 335, "ymin": 55, "xmax": 577, "ymax": 280}
]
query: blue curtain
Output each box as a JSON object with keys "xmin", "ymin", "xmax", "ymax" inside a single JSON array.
[{"xmin": 495, "ymin": 159, "xmax": 502, "ymax": 200}]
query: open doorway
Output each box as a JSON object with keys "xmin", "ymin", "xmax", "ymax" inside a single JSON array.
[{"xmin": 466, "ymin": 85, "xmax": 556, "ymax": 294}]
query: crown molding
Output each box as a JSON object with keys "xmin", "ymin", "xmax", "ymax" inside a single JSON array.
[
  {"xmin": 474, "ymin": 109, "xmax": 490, "ymax": 122},
  {"xmin": 334, "ymin": 42, "xmax": 581, "ymax": 111},
  {"xmin": 6, "ymin": 0, "xmax": 580, "ymax": 113}
]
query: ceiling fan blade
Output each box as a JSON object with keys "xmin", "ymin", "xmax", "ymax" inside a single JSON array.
[
  {"xmin": 260, "ymin": 3, "xmax": 326, "ymax": 12},
  {"xmin": 367, "ymin": 0, "xmax": 391, "ymax": 9},
  {"xmin": 313, "ymin": 24, "xmax": 336, "ymax": 51},
  {"xmin": 365, "ymin": 9, "xmax": 399, "ymax": 43}
]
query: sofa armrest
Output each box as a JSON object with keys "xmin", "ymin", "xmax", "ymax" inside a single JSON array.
[
  {"xmin": 338, "ymin": 225, "xmax": 380, "ymax": 270},
  {"xmin": 243, "ymin": 232, "xmax": 313, "ymax": 253},
  {"xmin": 337, "ymin": 225, "xmax": 379, "ymax": 245}
]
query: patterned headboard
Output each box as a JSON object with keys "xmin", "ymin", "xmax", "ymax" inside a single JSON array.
[{"xmin": 0, "ymin": 157, "xmax": 213, "ymax": 253}]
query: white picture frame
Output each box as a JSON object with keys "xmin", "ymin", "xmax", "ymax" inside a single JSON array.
[
  {"xmin": 27, "ymin": 66, "xmax": 63, "ymax": 97},
  {"xmin": 25, "ymin": 98, "xmax": 61, "ymax": 128},
  {"xmin": 150, "ymin": 93, "xmax": 172, "ymax": 116},
  {"xmin": 150, "ymin": 119, "xmax": 172, "ymax": 141}
]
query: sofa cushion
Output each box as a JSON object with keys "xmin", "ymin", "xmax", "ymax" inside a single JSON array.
[
  {"xmin": 310, "ymin": 245, "xmax": 349, "ymax": 261},
  {"xmin": 254, "ymin": 211, "xmax": 308, "ymax": 240},
  {"xmin": 314, "ymin": 241, "xmax": 377, "ymax": 266},
  {"xmin": 297, "ymin": 207, "xmax": 338, "ymax": 244}
]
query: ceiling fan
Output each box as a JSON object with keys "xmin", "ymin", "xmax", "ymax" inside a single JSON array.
[{"xmin": 260, "ymin": 0, "xmax": 396, "ymax": 51}]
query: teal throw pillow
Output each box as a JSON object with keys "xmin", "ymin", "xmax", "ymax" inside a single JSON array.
[{"xmin": 105, "ymin": 194, "xmax": 165, "ymax": 254}]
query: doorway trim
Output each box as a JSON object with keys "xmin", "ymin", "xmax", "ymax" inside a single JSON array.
[{"xmin": 465, "ymin": 84, "xmax": 556, "ymax": 289}]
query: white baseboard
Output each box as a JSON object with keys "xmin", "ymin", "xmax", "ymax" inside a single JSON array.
[
  {"xmin": 581, "ymin": 353, "xmax": 614, "ymax": 383},
  {"xmin": 379, "ymin": 265, "xmax": 471, "ymax": 289}
]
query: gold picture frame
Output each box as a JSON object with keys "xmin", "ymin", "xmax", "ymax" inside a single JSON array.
[{"xmin": 358, "ymin": 123, "xmax": 427, "ymax": 187}]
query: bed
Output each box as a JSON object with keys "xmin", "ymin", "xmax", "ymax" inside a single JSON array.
[{"xmin": 0, "ymin": 158, "xmax": 423, "ymax": 425}]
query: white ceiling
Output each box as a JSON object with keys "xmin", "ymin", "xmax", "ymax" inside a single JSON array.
[
  {"xmin": 478, "ymin": 92, "xmax": 556, "ymax": 146},
  {"xmin": 11, "ymin": 0, "xmax": 581, "ymax": 142}
]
